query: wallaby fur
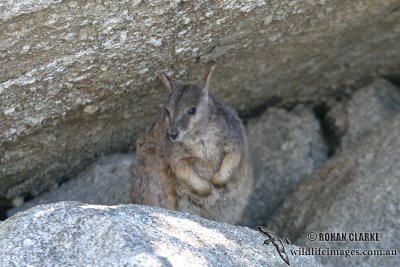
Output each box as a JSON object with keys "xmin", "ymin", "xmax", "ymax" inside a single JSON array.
[{"xmin": 131, "ymin": 66, "xmax": 253, "ymax": 224}]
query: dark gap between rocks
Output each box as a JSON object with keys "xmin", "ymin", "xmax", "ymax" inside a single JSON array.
[
  {"xmin": 0, "ymin": 198, "xmax": 13, "ymax": 221},
  {"xmin": 240, "ymin": 96, "xmax": 283, "ymax": 124},
  {"xmin": 385, "ymin": 72, "xmax": 400, "ymax": 88},
  {"xmin": 1, "ymin": 193, "xmax": 37, "ymax": 220},
  {"xmin": 313, "ymin": 103, "xmax": 340, "ymax": 157}
]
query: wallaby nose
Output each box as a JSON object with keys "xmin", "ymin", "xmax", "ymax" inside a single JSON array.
[{"xmin": 169, "ymin": 129, "xmax": 180, "ymax": 140}]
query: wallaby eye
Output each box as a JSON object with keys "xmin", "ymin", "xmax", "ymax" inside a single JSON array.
[{"xmin": 187, "ymin": 107, "xmax": 196, "ymax": 115}]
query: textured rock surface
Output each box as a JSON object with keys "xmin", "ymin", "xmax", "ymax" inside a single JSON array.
[
  {"xmin": 270, "ymin": 114, "xmax": 400, "ymax": 267},
  {"xmin": 325, "ymin": 79, "xmax": 400, "ymax": 153},
  {"xmin": 240, "ymin": 106, "xmax": 328, "ymax": 227},
  {"xmin": 7, "ymin": 153, "xmax": 133, "ymax": 217},
  {"xmin": 1, "ymin": 0, "xmax": 400, "ymax": 200},
  {"xmin": 1, "ymin": 202, "xmax": 324, "ymax": 267}
]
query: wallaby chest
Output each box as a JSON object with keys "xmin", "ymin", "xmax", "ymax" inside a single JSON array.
[
  {"xmin": 192, "ymin": 130, "xmax": 221, "ymax": 159},
  {"xmin": 174, "ymin": 128, "xmax": 224, "ymax": 180}
]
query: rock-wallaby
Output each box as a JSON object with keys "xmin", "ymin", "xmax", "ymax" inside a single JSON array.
[{"xmin": 131, "ymin": 66, "xmax": 253, "ymax": 223}]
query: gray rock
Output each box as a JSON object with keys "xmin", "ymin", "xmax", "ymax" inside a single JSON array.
[
  {"xmin": 326, "ymin": 79, "xmax": 400, "ymax": 153},
  {"xmin": 7, "ymin": 153, "xmax": 134, "ymax": 217},
  {"xmin": 270, "ymin": 114, "xmax": 400, "ymax": 267},
  {"xmin": 240, "ymin": 106, "xmax": 328, "ymax": 227},
  {"xmin": 0, "ymin": 202, "xmax": 324, "ymax": 267},
  {"xmin": 2, "ymin": 0, "xmax": 400, "ymax": 200}
]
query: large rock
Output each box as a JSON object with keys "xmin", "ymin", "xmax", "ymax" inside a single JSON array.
[
  {"xmin": 0, "ymin": 202, "xmax": 324, "ymax": 266},
  {"xmin": 7, "ymin": 153, "xmax": 134, "ymax": 217},
  {"xmin": 2, "ymin": 0, "xmax": 400, "ymax": 200},
  {"xmin": 325, "ymin": 79, "xmax": 400, "ymax": 153},
  {"xmin": 240, "ymin": 106, "xmax": 328, "ymax": 227},
  {"xmin": 270, "ymin": 114, "xmax": 400, "ymax": 267}
]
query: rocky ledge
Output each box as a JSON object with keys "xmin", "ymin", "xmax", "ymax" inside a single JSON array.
[{"xmin": 0, "ymin": 202, "xmax": 324, "ymax": 267}]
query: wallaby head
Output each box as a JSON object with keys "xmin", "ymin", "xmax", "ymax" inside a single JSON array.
[{"xmin": 157, "ymin": 66, "xmax": 215, "ymax": 142}]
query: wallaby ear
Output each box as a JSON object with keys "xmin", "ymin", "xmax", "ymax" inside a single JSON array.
[
  {"xmin": 156, "ymin": 72, "xmax": 183, "ymax": 93},
  {"xmin": 196, "ymin": 65, "xmax": 215, "ymax": 93},
  {"xmin": 156, "ymin": 72, "xmax": 173, "ymax": 93}
]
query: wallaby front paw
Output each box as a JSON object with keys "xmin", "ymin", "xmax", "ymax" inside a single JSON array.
[
  {"xmin": 190, "ymin": 179, "xmax": 212, "ymax": 196},
  {"xmin": 211, "ymin": 171, "xmax": 229, "ymax": 186}
]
